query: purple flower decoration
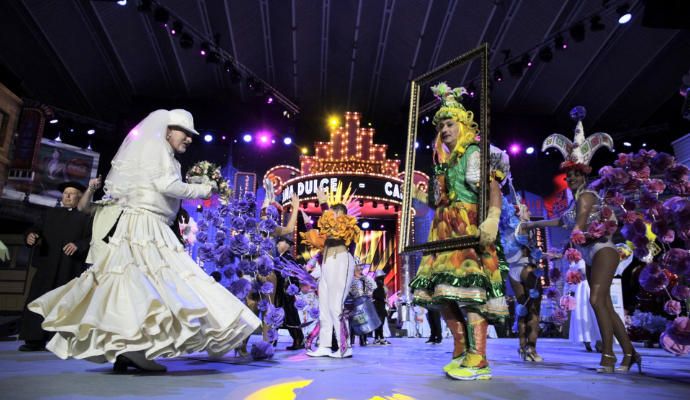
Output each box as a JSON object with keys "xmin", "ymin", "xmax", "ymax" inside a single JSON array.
[
  {"xmin": 265, "ymin": 305, "xmax": 285, "ymax": 327},
  {"xmin": 645, "ymin": 179, "xmax": 666, "ymax": 194},
  {"xmin": 258, "ymin": 218, "xmax": 278, "ymax": 233},
  {"xmin": 244, "ymin": 217, "xmax": 258, "ymax": 230},
  {"xmin": 229, "ymin": 278, "xmax": 252, "ymax": 300},
  {"xmin": 652, "ymin": 219, "xmax": 675, "ymax": 244},
  {"xmin": 664, "ymin": 300, "xmax": 682, "ymax": 316},
  {"xmin": 614, "ymin": 153, "xmax": 631, "ymax": 168},
  {"xmin": 295, "ymin": 298, "xmax": 307, "ymax": 310},
  {"xmin": 260, "ymin": 238, "xmax": 275, "ymax": 253},
  {"xmin": 671, "ymin": 285, "xmax": 690, "ymax": 301},
  {"xmin": 650, "ymin": 152, "xmax": 675, "ymax": 173},
  {"xmin": 604, "ymin": 191, "xmax": 625, "ymax": 207},
  {"xmin": 231, "ymin": 216, "xmax": 246, "ymax": 231},
  {"xmin": 665, "ymin": 164, "xmax": 689, "ymax": 183},
  {"xmin": 244, "ymin": 191, "xmax": 256, "ymax": 203},
  {"xmin": 222, "ymin": 263, "xmax": 238, "ymax": 279},
  {"xmin": 229, "ymin": 234, "xmax": 250, "ymax": 256},
  {"xmin": 256, "ymin": 255, "xmax": 274, "ymax": 276},
  {"xmin": 545, "ymin": 287, "xmax": 560, "ymax": 300},
  {"xmin": 196, "ymin": 231, "xmax": 208, "ymax": 243},
  {"xmin": 250, "ymin": 341, "xmax": 275, "ymax": 360},
  {"xmin": 638, "ymin": 190, "xmax": 659, "ymax": 210},
  {"xmin": 265, "ymin": 205, "xmax": 280, "ymax": 221},
  {"xmin": 257, "ymin": 299, "xmax": 269, "ymax": 312},
  {"xmin": 638, "ymin": 263, "xmax": 669, "ymax": 293},
  {"xmin": 587, "ymin": 221, "xmax": 607, "ymax": 239},
  {"xmin": 308, "ymin": 307, "xmax": 320, "ymax": 319},
  {"xmin": 548, "ymin": 267, "xmax": 561, "ymax": 282},
  {"xmin": 266, "ymin": 328, "xmax": 278, "ymax": 343},
  {"xmin": 260, "ymin": 281, "xmax": 275, "ymax": 295},
  {"xmin": 286, "ymin": 284, "xmax": 300, "ymax": 296}
]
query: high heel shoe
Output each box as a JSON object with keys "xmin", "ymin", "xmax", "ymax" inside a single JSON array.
[
  {"xmin": 113, "ymin": 355, "xmax": 132, "ymax": 373},
  {"xmin": 615, "ymin": 352, "xmax": 642, "ymax": 374},
  {"xmin": 596, "ymin": 353, "xmax": 617, "ymax": 373},
  {"xmin": 524, "ymin": 346, "xmax": 543, "ymax": 362}
]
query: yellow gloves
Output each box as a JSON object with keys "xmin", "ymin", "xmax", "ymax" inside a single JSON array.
[{"xmin": 478, "ymin": 206, "xmax": 501, "ymax": 247}]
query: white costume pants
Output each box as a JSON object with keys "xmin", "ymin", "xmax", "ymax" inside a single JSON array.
[{"xmin": 317, "ymin": 251, "xmax": 355, "ymax": 349}]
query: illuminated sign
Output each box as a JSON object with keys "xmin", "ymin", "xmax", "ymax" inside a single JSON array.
[{"xmin": 280, "ymin": 173, "xmax": 404, "ymax": 205}]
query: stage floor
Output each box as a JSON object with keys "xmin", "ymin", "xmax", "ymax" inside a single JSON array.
[{"xmin": 1, "ymin": 336, "xmax": 688, "ymax": 400}]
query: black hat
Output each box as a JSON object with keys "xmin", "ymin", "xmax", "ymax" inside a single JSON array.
[
  {"xmin": 276, "ymin": 236, "xmax": 294, "ymax": 246},
  {"xmin": 57, "ymin": 181, "xmax": 87, "ymax": 193}
]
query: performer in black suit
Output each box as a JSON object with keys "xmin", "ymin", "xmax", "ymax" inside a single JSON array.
[
  {"xmin": 275, "ymin": 236, "xmax": 305, "ymax": 350},
  {"xmin": 19, "ymin": 181, "xmax": 92, "ymax": 351}
]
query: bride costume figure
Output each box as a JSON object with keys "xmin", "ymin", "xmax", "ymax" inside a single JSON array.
[{"xmin": 28, "ymin": 109, "xmax": 261, "ymax": 372}]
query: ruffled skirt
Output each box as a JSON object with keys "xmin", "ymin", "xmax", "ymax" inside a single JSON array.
[
  {"xmin": 410, "ymin": 202, "xmax": 508, "ymax": 321},
  {"xmin": 28, "ymin": 208, "xmax": 261, "ymax": 362}
]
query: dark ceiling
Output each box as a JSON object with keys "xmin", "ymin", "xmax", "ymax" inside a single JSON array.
[{"xmin": 1, "ymin": 0, "xmax": 689, "ymax": 194}]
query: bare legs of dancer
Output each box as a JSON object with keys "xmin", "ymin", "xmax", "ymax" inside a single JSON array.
[
  {"xmin": 586, "ymin": 247, "xmax": 639, "ymax": 373},
  {"xmin": 509, "ymin": 265, "xmax": 543, "ymax": 362}
]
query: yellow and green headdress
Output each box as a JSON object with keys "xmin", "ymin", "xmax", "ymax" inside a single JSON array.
[{"xmin": 431, "ymin": 82, "xmax": 478, "ymax": 130}]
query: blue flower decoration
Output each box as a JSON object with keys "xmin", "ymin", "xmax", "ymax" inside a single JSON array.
[
  {"xmin": 308, "ymin": 307, "xmax": 320, "ymax": 319},
  {"xmin": 256, "ymin": 255, "xmax": 274, "ymax": 276},
  {"xmin": 260, "ymin": 282, "xmax": 274, "ymax": 294},
  {"xmin": 257, "ymin": 299, "xmax": 269, "ymax": 312},
  {"xmin": 231, "ymin": 216, "xmax": 246, "ymax": 231},
  {"xmin": 245, "ymin": 217, "xmax": 258, "ymax": 230},
  {"xmin": 295, "ymin": 298, "xmax": 307, "ymax": 310},
  {"xmin": 250, "ymin": 341, "xmax": 274, "ymax": 360},
  {"xmin": 229, "ymin": 279, "xmax": 251, "ymax": 300},
  {"xmin": 229, "ymin": 234, "xmax": 250, "ymax": 256},
  {"xmin": 265, "ymin": 305, "xmax": 285, "ymax": 327},
  {"xmin": 286, "ymin": 284, "xmax": 300, "ymax": 296}
]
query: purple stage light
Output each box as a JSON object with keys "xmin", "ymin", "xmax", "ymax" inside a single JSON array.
[
  {"xmin": 509, "ymin": 144, "xmax": 521, "ymax": 155},
  {"xmin": 200, "ymin": 49, "xmax": 207, "ymax": 56},
  {"xmin": 266, "ymin": 97, "xmax": 274, "ymax": 104}
]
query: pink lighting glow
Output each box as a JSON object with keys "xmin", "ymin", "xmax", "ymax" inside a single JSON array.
[{"xmin": 509, "ymin": 144, "xmax": 521, "ymax": 155}]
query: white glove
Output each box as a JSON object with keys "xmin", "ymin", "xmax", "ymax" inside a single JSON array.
[{"xmin": 478, "ymin": 206, "xmax": 501, "ymax": 247}]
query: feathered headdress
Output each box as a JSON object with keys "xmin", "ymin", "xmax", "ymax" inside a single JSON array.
[
  {"xmin": 541, "ymin": 106, "xmax": 613, "ymax": 174},
  {"xmin": 325, "ymin": 181, "xmax": 361, "ymax": 217}
]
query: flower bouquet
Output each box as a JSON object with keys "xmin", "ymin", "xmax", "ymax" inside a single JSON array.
[{"xmin": 186, "ymin": 161, "xmax": 232, "ymax": 204}]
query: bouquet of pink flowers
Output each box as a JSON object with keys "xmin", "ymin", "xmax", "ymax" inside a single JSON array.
[{"xmin": 186, "ymin": 161, "xmax": 231, "ymax": 204}]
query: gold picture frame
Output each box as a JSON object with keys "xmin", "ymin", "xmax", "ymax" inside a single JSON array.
[{"xmin": 400, "ymin": 43, "xmax": 490, "ymax": 254}]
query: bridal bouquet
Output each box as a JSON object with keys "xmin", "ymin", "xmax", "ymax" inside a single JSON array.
[{"xmin": 186, "ymin": 161, "xmax": 231, "ymax": 204}]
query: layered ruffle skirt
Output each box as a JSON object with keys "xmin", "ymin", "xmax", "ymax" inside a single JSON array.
[
  {"xmin": 410, "ymin": 202, "xmax": 508, "ymax": 321},
  {"xmin": 29, "ymin": 208, "xmax": 261, "ymax": 362}
]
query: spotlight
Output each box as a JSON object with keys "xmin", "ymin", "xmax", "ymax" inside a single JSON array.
[
  {"xmin": 153, "ymin": 6, "xmax": 169, "ymax": 24},
  {"xmin": 569, "ymin": 22, "xmax": 586, "ymax": 42},
  {"xmin": 509, "ymin": 143, "xmax": 521, "ymax": 155},
  {"xmin": 522, "ymin": 54, "xmax": 532, "ymax": 68},
  {"xmin": 328, "ymin": 116, "xmax": 340, "ymax": 128},
  {"xmin": 617, "ymin": 4, "xmax": 632, "ymax": 24},
  {"xmin": 55, "ymin": 133, "xmax": 62, "ymax": 142},
  {"xmin": 200, "ymin": 42, "xmax": 210, "ymax": 57},
  {"xmin": 180, "ymin": 33, "xmax": 194, "ymax": 49},
  {"xmin": 87, "ymin": 142, "xmax": 93, "ymax": 150},
  {"xmin": 301, "ymin": 147, "xmax": 308, "ymax": 154},
  {"xmin": 590, "ymin": 15, "xmax": 606, "ymax": 31},
  {"xmin": 493, "ymin": 69, "xmax": 503, "ymax": 82},
  {"xmin": 538, "ymin": 46, "xmax": 553, "ymax": 62},
  {"xmin": 242, "ymin": 134, "xmax": 252, "ymax": 142},
  {"xmin": 467, "ymin": 83, "xmax": 476, "ymax": 97},
  {"xmin": 525, "ymin": 146, "xmax": 535, "ymax": 155},
  {"xmin": 545, "ymin": 151, "xmax": 550, "ymax": 155},
  {"xmin": 283, "ymin": 137, "xmax": 292, "ymax": 145},
  {"xmin": 415, "ymin": 141, "xmax": 419, "ymax": 149},
  {"xmin": 266, "ymin": 96, "xmax": 274, "ymax": 104},
  {"xmin": 271, "ymin": 139, "xmax": 276, "ymax": 144},
  {"xmin": 221, "ymin": 135, "xmax": 226, "ymax": 140},
  {"xmin": 361, "ymin": 221, "xmax": 370, "ymax": 229},
  {"xmin": 204, "ymin": 134, "xmax": 213, "ymax": 143},
  {"xmin": 170, "ymin": 20, "xmax": 183, "ymax": 36},
  {"xmin": 49, "ymin": 119, "xmax": 58, "ymax": 124},
  {"xmin": 117, "ymin": 0, "xmax": 127, "ymax": 5},
  {"xmin": 554, "ymin": 34, "xmax": 567, "ymax": 50},
  {"xmin": 426, "ymin": 145, "xmax": 431, "ymax": 149},
  {"xmin": 87, "ymin": 129, "xmax": 95, "ymax": 135},
  {"xmin": 623, "ymin": 141, "xmax": 631, "ymax": 147},
  {"xmin": 69, "ymin": 128, "xmax": 74, "ymax": 132},
  {"xmin": 642, "ymin": 143, "xmax": 647, "ymax": 147}
]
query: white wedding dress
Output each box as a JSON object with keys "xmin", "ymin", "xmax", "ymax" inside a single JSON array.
[{"xmin": 29, "ymin": 110, "xmax": 261, "ymax": 363}]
